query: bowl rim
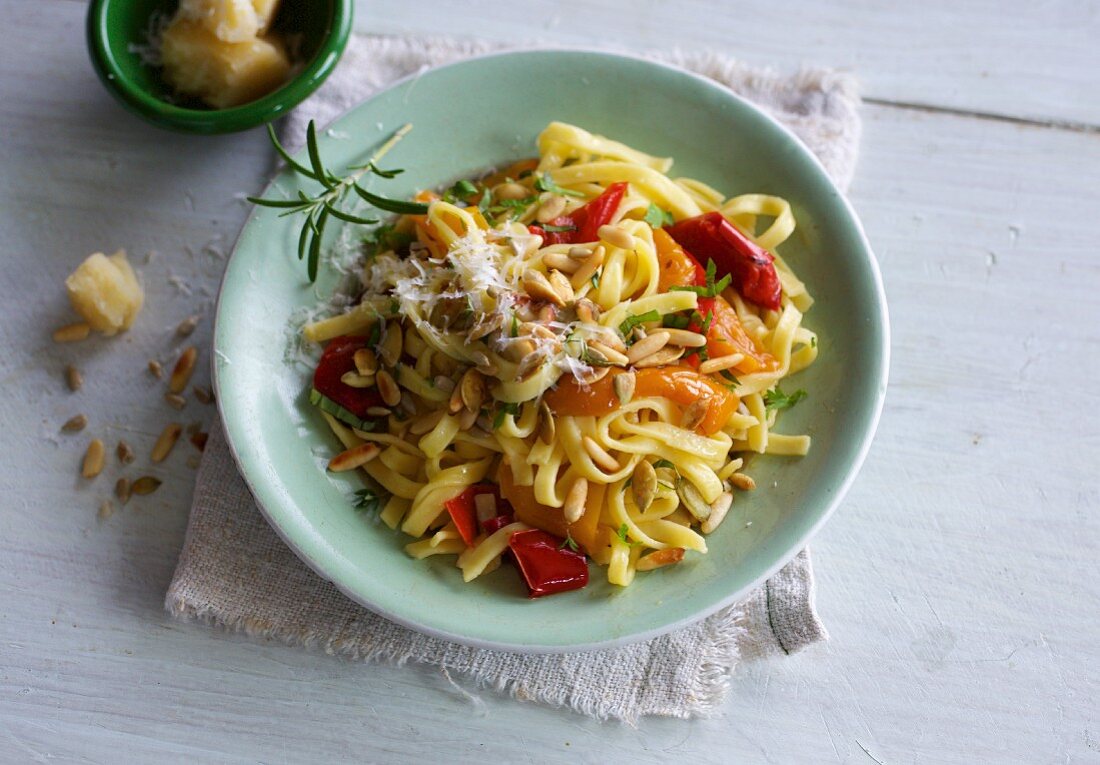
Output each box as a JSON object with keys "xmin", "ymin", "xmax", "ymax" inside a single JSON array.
[
  {"xmin": 85, "ymin": 0, "xmax": 353, "ymax": 134},
  {"xmin": 212, "ymin": 47, "xmax": 891, "ymax": 652}
]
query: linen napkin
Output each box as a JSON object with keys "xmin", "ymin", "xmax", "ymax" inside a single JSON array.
[{"xmin": 167, "ymin": 35, "xmax": 860, "ymax": 723}]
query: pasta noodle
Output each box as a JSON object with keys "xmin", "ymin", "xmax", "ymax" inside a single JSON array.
[{"xmin": 305, "ymin": 121, "xmax": 818, "ymax": 595}]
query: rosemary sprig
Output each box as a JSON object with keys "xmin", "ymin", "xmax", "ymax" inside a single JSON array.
[{"xmin": 248, "ymin": 121, "xmax": 428, "ymax": 282}]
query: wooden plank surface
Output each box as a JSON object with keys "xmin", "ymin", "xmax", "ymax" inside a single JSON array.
[{"xmin": 1, "ymin": 1, "xmax": 1098, "ymax": 762}]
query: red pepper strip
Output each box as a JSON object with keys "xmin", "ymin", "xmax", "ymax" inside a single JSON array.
[
  {"xmin": 666, "ymin": 211, "xmax": 782, "ymax": 311},
  {"xmin": 482, "ymin": 513, "xmax": 514, "ymax": 536},
  {"xmin": 528, "ymin": 182, "xmax": 629, "ymax": 245},
  {"xmin": 507, "ymin": 529, "xmax": 589, "ymax": 598},
  {"xmin": 444, "ymin": 484, "xmax": 501, "ymax": 545},
  {"xmin": 312, "ymin": 336, "xmax": 384, "ymax": 418}
]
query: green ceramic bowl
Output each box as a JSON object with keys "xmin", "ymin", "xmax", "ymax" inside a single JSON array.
[
  {"xmin": 214, "ymin": 50, "xmax": 889, "ymax": 651},
  {"xmin": 86, "ymin": 0, "xmax": 352, "ymax": 134}
]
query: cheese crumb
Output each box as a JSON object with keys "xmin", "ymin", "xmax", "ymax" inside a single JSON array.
[{"xmin": 65, "ymin": 251, "xmax": 144, "ymax": 335}]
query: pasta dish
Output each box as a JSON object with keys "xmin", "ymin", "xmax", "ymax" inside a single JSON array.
[{"xmin": 301, "ymin": 122, "xmax": 817, "ymax": 597}]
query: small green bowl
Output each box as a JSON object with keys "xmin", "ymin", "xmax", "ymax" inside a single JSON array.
[{"xmin": 86, "ymin": 0, "xmax": 352, "ymax": 134}]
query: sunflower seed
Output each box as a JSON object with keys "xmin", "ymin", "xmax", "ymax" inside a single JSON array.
[
  {"xmin": 365, "ymin": 406, "xmax": 391, "ymax": 417},
  {"xmin": 459, "ymin": 368, "xmax": 486, "ymax": 412},
  {"xmin": 433, "ymin": 376, "xmax": 455, "ymax": 394},
  {"xmin": 663, "ymin": 328, "xmax": 708, "ymax": 348},
  {"xmin": 631, "ymin": 460, "xmax": 657, "ymax": 512},
  {"xmin": 169, "ymin": 347, "xmax": 198, "ymax": 394},
  {"xmin": 353, "ymin": 348, "xmax": 378, "ymax": 376},
  {"xmin": 699, "ymin": 353, "xmax": 746, "ymax": 375},
  {"xmin": 379, "ymin": 324, "xmax": 403, "ymax": 367},
  {"xmin": 542, "ymin": 252, "xmax": 580, "ymax": 273},
  {"xmin": 494, "ymin": 181, "xmax": 530, "ymax": 201},
  {"xmin": 148, "ymin": 360, "xmax": 164, "ymax": 379},
  {"xmin": 632, "ymin": 346, "xmax": 684, "ymax": 368},
  {"xmin": 458, "ymin": 406, "xmax": 479, "ymax": 431},
  {"xmin": 151, "ymin": 423, "xmax": 182, "ymax": 463},
  {"xmin": 176, "ymin": 315, "xmax": 200, "ymax": 337},
  {"xmin": 597, "ymin": 224, "xmax": 634, "ymax": 250},
  {"xmin": 635, "ymin": 547, "xmax": 685, "ymax": 571},
  {"xmin": 567, "ymin": 245, "xmax": 593, "ymax": 261},
  {"xmin": 564, "ymin": 477, "xmax": 588, "ymax": 523},
  {"xmin": 376, "ymin": 369, "xmax": 401, "ymax": 407},
  {"xmin": 570, "ymin": 245, "xmax": 605, "ymax": 288},
  {"xmin": 547, "ymin": 269, "xmax": 575, "ymax": 304},
  {"xmin": 522, "ymin": 269, "xmax": 565, "ymax": 307},
  {"xmin": 82, "ymin": 438, "xmax": 105, "ymax": 478},
  {"xmin": 467, "ymin": 312, "xmax": 503, "ymax": 343},
  {"xmin": 613, "ymin": 371, "xmax": 635, "ymax": 405},
  {"xmin": 730, "ymin": 473, "xmax": 756, "ymax": 491},
  {"xmin": 193, "ymin": 385, "xmax": 214, "ymax": 404},
  {"xmin": 448, "ymin": 382, "xmax": 465, "ymax": 414},
  {"xmin": 588, "ymin": 341, "xmax": 628, "ymax": 366},
  {"xmin": 53, "ymin": 322, "xmax": 90, "ymax": 343},
  {"xmin": 97, "ymin": 500, "xmax": 115, "ymax": 520},
  {"xmin": 327, "ymin": 442, "xmax": 380, "ymax": 472},
  {"xmin": 535, "ymin": 194, "xmax": 567, "ymax": 223},
  {"xmin": 680, "ymin": 399, "xmax": 708, "ymax": 431},
  {"xmin": 537, "ymin": 400, "xmax": 556, "ymax": 444},
  {"xmin": 582, "ymin": 436, "xmax": 620, "ymax": 472},
  {"xmin": 131, "ymin": 476, "xmax": 163, "ymax": 496},
  {"xmin": 574, "ymin": 298, "xmax": 600, "ymax": 324},
  {"xmin": 678, "ymin": 481, "xmax": 712, "ymax": 521},
  {"xmin": 701, "ymin": 492, "xmax": 733, "ymax": 533},
  {"xmin": 65, "ymin": 365, "xmax": 83, "ymax": 392},
  {"xmin": 61, "ymin": 414, "xmax": 88, "ymax": 432},
  {"xmin": 625, "ymin": 331, "xmax": 670, "ymax": 365},
  {"xmin": 115, "ymin": 477, "xmax": 131, "ymax": 506},
  {"xmin": 340, "ymin": 371, "xmax": 374, "ymax": 388},
  {"xmin": 165, "ymin": 392, "xmax": 187, "ymax": 410},
  {"xmin": 116, "ymin": 440, "xmax": 135, "ymax": 464}
]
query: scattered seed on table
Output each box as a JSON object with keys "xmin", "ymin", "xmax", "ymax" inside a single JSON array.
[
  {"xmin": 65, "ymin": 365, "xmax": 83, "ymax": 392},
  {"xmin": 61, "ymin": 414, "xmax": 88, "ymax": 432}
]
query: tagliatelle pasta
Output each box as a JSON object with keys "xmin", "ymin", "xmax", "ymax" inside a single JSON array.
[{"xmin": 304, "ymin": 121, "xmax": 818, "ymax": 597}]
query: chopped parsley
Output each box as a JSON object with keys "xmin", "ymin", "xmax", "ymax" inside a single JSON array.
[
  {"xmin": 541, "ymin": 223, "xmax": 577, "ymax": 233},
  {"xmin": 669, "ymin": 259, "xmax": 732, "ymax": 298},
  {"xmin": 559, "ymin": 533, "xmax": 579, "ymax": 551},
  {"xmin": 363, "ymin": 223, "xmax": 414, "ymax": 255},
  {"xmin": 442, "ymin": 179, "xmax": 478, "ymax": 203},
  {"xmin": 488, "ymin": 196, "xmax": 538, "ymax": 218},
  {"xmin": 510, "ymin": 313, "xmax": 519, "ymax": 338},
  {"xmin": 615, "ymin": 522, "xmax": 641, "ymax": 547},
  {"xmin": 534, "ymin": 173, "xmax": 585, "ymax": 198},
  {"xmin": 492, "ymin": 401, "xmax": 521, "ymax": 429},
  {"xmin": 764, "ymin": 386, "xmax": 808, "ymax": 412},
  {"xmin": 652, "ymin": 459, "xmax": 675, "ymax": 470},
  {"xmin": 662, "ymin": 314, "xmax": 691, "ymax": 329},
  {"xmin": 719, "ymin": 369, "xmax": 741, "ymax": 388},
  {"xmin": 353, "ymin": 487, "xmax": 387, "ymax": 513},
  {"xmin": 590, "ymin": 270, "xmax": 601, "ymax": 289},
  {"xmin": 643, "ymin": 203, "xmax": 675, "ymax": 229},
  {"xmin": 618, "ymin": 309, "xmax": 661, "ymax": 337}
]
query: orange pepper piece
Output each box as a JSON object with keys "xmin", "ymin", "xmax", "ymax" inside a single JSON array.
[{"xmin": 543, "ymin": 366, "xmax": 738, "ymax": 436}]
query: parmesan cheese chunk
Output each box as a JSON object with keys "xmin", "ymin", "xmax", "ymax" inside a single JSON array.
[
  {"xmin": 160, "ymin": 18, "xmax": 291, "ymax": 109},
  {"xmin": 65, "ymin": 251, "xmax": 144, "ymax": 336},
  {"xmin": 178, "ymin": 0, "xmax": 260, "ymax": 43}
]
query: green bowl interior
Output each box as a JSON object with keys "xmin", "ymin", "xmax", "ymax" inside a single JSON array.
[
  {"xmin": 214, "ymin": 50, "xmax": 889, "ymax": 651},
  {"xmin": 88, "ymin": 0, "xmax": 349, "ymax": 132}
]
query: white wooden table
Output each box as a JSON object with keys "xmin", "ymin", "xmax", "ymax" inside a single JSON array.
[{"xmin": 2, "ymin": 1, "xmax": 1097, "ymax": 762}]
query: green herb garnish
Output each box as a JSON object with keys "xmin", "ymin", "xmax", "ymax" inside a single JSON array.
[
  {"xmin": 510, "ymin": 313, "xmax": 519, "ymax": 338},
  {"xmin": 443, "ymin": 179, "xmax": 478, "ymax": 203},
  {"xmin": 618, "ymin": 309, "xmax": 661, "ymax": 337},
  {"xmin": 590, "ymin": 270, "xmax": 601, "ymax": 289},
  {"xmin": 248, "ymin": 121, "xmax": 426, "ymax": 282},
  {"xmin": 615, "ymin": 523, "xmax": 641, "ymax": 547},
  {"xmin": 353, "ymin": 487, "xmax": 387, "ymax": 512},
  {"xmin": 541, "ymin": 223, "xmax": 577, "ymax": 233},
  {"xmin": 662, "ymin": 314, "xmax": 691, "ymax": 329},
  {"xmin": 764, "ymin": 386, "xmax": 808, "ymax": 412},
  {"xmin": 492, "ymin": 401, "xmax": 521, "ymax": 429},
  {"xmin": 559, "ymin": 533, "xmax": 579, "ymax": 552},
  {"xmin": 653, "ymin": 459, "xmax": 675, "ymax": 470},
  {"xmin": 643, "ymin": 203, "xmax": 674, "ymax": 229},
  {"xmin": 669, "ymin": 259, "xmax": 732, "ymax": 299},
  {"xmin": 534, "ymin": 173, "xmax": 585, "ymax": 198},
  {"xmin": 719, "ymin": 369, "xmax": 740, "ymax": 388}
]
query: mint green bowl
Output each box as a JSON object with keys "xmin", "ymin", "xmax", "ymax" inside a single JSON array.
[
  {"xmin": 213, "ymin": 50, "xmax": 889, "ymax": 652},
  {"xmin": 86, "ymin": 0, "xmax": 352, "ymax": 134}
]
